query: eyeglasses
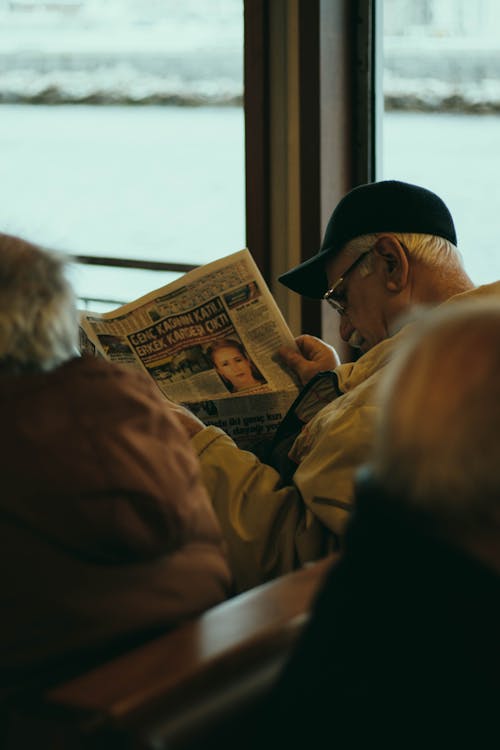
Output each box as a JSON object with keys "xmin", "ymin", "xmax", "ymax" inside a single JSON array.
[{"xmin": 322, "ymin": 250, "xmax": 371, "ymax": 315}]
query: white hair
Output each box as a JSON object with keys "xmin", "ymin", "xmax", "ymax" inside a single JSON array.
[
  {"xmin": 342, "ymin": 232, "xmax": 464, "ymax": 277},
  {"xmin": 0, "ymin": 233, "xmax": 79, "ymax": 373},
  {"xmin": 372, "ymin": 298, "xmax": 500, "ymax": 535}
]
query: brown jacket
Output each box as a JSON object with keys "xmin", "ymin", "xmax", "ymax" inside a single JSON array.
[{"xmin": 0, "ymin": 356, "xmax": 232, "ymax": 693}]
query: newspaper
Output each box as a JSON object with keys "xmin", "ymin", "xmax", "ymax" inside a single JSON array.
[{"xmin": 79, "ymin": 249, "xmax": 301, "ymax": 448}]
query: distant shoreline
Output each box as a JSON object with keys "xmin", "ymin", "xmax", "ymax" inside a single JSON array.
[
  {"xmin": 0, "ymin": 92, "xmax": 243, "ymax": 106},
  {"xmin": 2, "ymin": 27, "xmax": 500, "ymax": 112},
  {"xmin": 1, "ymin": 92, "xmax": 499, "ymax": 113}
]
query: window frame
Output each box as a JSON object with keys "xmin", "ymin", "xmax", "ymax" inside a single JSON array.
[{"xmin": 244, "ymin": 0, "xmax": 376, "ymax": 342}]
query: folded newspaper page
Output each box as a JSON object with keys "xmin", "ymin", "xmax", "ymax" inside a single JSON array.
[{"xmin": 79, "ymin": 249, "xmax": 301, "ymax": 448}]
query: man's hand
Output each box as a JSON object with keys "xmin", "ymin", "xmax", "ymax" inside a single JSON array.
[
  {"xmin": 279, "ymin": 335, "xmax": 340, "ymax": 385},
  {"xmin": 166, "ymin": 402, "xmax": 205, "ymax": 438}
]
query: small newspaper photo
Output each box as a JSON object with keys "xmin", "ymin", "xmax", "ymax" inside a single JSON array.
[{"xmin": 79, "ymin": 249, "xmax": 301, "ymax": 449}]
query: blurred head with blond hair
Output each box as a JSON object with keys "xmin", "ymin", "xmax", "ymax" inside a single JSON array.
[
  {"xmin": 372, "ymin": 297, "xmax": 500, "ymax": 571},
  {"xmin": 0, "ymin": 233, "xmax": 78, "ymax": 374}
]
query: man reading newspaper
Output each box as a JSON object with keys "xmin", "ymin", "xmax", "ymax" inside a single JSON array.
[{"xmin": 164, "ymin": 180, "xmax": 488, "ymax": 593}]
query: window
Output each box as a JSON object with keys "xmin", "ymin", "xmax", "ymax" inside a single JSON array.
[
  {"xmin": 381, "ymin": 0, "xmax": 500, "ymax": 285},
  {"xmin": 0, "ymin": 0, "xmax": 245, "ymax": 309}
]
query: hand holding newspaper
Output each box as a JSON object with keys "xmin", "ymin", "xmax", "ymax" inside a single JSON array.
[{"xmin": 79, "ymin": 249, "xmax": 301, "ymax": 448}]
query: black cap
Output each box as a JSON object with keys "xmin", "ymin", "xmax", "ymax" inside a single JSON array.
[{"xmin": 278, "ymin": 180, "xmax": 457, "ymax": 299}]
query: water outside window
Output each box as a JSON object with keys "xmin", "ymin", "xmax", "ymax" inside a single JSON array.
[
  {"xmin": 381, "ymin": 0, "xmax": 500, "ymax": 285},
  {"xmin": 2, "ymin": 0, "xmax": 499, "ymax": 307},
  {"xmin": 0, "ymin": 0, "xmax": 245, "ymax": 309}
]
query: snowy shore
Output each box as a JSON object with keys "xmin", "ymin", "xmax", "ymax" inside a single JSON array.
[{"xmin": 2, "ymin": 5, "xmax": 500, "ymax": 111}]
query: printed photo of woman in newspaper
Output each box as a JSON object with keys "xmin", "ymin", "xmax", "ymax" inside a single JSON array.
[{"xmin": 207, "ymin": 338, "xmax": 267, "ymax": 393}]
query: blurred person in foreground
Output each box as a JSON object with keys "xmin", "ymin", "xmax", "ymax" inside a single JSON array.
[
  {"xmin": 174, "ymin": 180, "xmax": 500, "ymax": 591},
  {"xmin": 0, "ymin": 233, "xmax": 231, "ymax": 696},
  {"xmin": 255, "ymin": 299, "xmax": 500, "ymax": 747}
]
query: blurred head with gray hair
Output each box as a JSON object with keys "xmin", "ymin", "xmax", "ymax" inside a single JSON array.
[
  {"xmin": 372, "ymin": 297, "xmax": 500, "ymax": 570},
  {"xmin": 0, "ymin": 233, "xmax": 79, "ymax": 374}
]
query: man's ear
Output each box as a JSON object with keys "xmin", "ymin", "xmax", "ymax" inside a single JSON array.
[{"xmin": 373, "ymin": 235, "xmax": 409, "ymax": 292}]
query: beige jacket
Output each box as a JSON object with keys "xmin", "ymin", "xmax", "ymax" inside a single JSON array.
[{"xmin": 193, "ymin": 282, "xmax": 500, "ymax": 591}]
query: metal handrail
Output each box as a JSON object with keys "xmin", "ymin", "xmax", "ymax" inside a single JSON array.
[
  {"xmin": 74, "ymin": 255, "xmax": 198, "ymax": 274},
  {"xmin": 79, "ymin": 297, "xmax": 128, "ymax": 308},
  {"xmin": 74, "ymin": 255, "xmax": 199, "ymax": 307}
]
